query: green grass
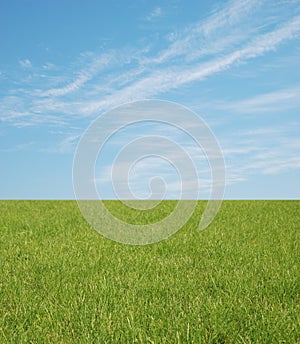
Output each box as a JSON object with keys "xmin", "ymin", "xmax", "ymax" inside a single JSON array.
[{"xmin": 0, "ymin": 201, "xmax": 299, "ymax": 343}]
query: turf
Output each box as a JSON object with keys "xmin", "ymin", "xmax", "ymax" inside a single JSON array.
[{"xmin": 0, "ymin": 200, "xmax": 299, "ymax": 343}]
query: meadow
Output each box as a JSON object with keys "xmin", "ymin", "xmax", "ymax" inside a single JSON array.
[{"xmin": 0, "ymin": 200, "xmax": 299, "ymax": 343}]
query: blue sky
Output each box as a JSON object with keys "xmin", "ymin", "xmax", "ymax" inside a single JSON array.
[{"xmin": 1, "ymin": 0, "xmax": 300, "ymax": 199}]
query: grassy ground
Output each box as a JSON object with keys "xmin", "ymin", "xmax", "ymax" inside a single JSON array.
[{"xmin": 0, "ymin": 200, "xmax": 299, "ymax": 343}]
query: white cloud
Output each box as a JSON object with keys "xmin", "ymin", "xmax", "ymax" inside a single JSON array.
[
  {"xmin": 42, "ymin": 62, "xmax": 57, "ymax": 70},
  {"xmin": 57, "ymin": 134, "xmax": 81, "ymax": 153},
  {"xmin": 222, "ymin": 121, "xmax": 300, "ymax": 185},
  {"xmin": 80, "ymin": 14, "xmax": 300, "ymax": 115},
  {"xmin": 19, "ymin": 59, "xmax": 32, "ymax": 68},
  {"xmin": 215, "ymin": 86, "xmax": 300, "ymax": 113},
  {"xmin": 149, "ymin": 0, "xmax": 262, "ymax": 64},
  {"xmin": 145, "ymin": 7, "xmax": 162, "ymax": 21},
  {"xmin": 41, "ymin": 53, "xmax": 115, "ymax": 97}
]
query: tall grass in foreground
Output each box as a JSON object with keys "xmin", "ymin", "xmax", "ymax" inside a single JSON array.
[{"xmin": 0, "ymin": 201, "xmax": 299, "ymax": 343}]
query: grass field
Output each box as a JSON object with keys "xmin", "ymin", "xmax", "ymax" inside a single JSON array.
[{"xmin": 0, "ymin": 200, "xmax": 299, "ymax": 343}]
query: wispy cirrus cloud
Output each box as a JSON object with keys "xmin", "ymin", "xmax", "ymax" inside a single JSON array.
[
  {"xmin": 2, "ymin": 0, "xmax": 300, "ymax": 124},
  {"xmin": 40, "ymin": 53, "xmax": 116, "ymax": 97},
  {"xmin": 81, "ymin": 14, "xmax": 300, "ymax": 115},
  {"xmin": 215, "ymin": 86, "xmax": 300, "ymax": 113},
  {"xmin": 222, "ymin": 121, "xmax": 300, "ymax": 184},
  {"xmin": 147, "ymin": 0, "xmax": 262, "ymax": 64}
]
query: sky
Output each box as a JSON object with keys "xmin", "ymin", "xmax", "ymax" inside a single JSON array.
[{"xmin": 1, "ymin": 0, "xmax": 300, "ymax": 200}]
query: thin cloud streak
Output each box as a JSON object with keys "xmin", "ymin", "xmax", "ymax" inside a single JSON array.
[
  {"xmin": 148, "ymin": 0, "xmax": 262, "ymax": 64},
  {"xmin": 83, "ymin": 14, "xmax": 300, "ymax": 115},
  {"xmin": 41, "ymin": 53, "xmax": 115, "ymax": 97},
  {"xmin": 145, "ymin": 7, "xmax": 162, "ymax": 21},
  {"xmin": 19, "ymin": 59, "xmax": 32, "ymax": 68},
  {"xmin": 215, "ymin": 86, "xmax": 300, "ymax": 113}
]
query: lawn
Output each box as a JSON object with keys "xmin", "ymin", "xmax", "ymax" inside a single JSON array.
[{"xmin": 0, "ymin": 201, "xmax": 299, "ymax": 343}]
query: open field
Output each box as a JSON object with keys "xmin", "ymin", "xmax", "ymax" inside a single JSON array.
[{"xmin": 0, "ymin": 201, "xmax": 299, "ymax": 343}]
